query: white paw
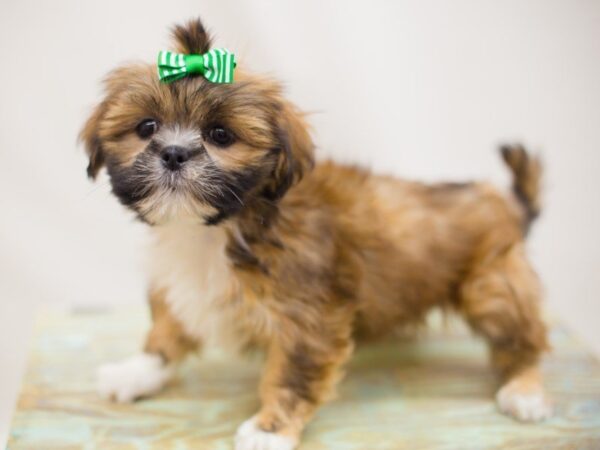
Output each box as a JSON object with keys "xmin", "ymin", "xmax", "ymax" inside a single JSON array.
[
  {"xmin": 235, "ymin": 416, "xmax": 297, "ymax": 450},
  {"xmin": 96, "ymin": 353, "xmax": 173, "ymax": 403},
  {"xmin": 496, "ymin": 383, "xmax": 553, "ymax": 422}
]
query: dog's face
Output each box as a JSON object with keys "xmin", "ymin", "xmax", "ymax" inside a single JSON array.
[{"xmin": 81, "ymin": 20, "xmax": 313, "ymax": 225}]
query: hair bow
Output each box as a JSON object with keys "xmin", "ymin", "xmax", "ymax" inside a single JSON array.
[{"xmin": 157, "ymin": 48, "xmax": 236, "ymax": 84}]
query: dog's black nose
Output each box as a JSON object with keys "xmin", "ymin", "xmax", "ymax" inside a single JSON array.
[{"xmin": 160, "ymin": 146, "xmax": 190, "ymax": 171}]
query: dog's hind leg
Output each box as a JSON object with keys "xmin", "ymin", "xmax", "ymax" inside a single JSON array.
[{"xmin": 458, "ymin": 242, "xmax": 552, "ymax": 422}]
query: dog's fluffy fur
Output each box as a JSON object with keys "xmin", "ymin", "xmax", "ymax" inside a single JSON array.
[{"xmin": 82, "ymin": 19, "xmax": 551, "ymax": 449}]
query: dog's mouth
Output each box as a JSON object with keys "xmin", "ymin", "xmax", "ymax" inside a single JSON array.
[
  {"xmin": 135, "ymin": 170, "xmax": 217, "ymax": 224},
  {"xmin": 160, "ymin": 169, "xmax": 187, "ymax": 189},
  {"xmin": 154, "ymin": 160, "xmax": 222, "ymax": 205},
  {"xmin": 110, "ymin": 152, "xmax": 234, "ymax": 224}
]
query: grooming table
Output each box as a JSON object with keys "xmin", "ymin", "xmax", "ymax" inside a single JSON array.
[{"xmin": 7, "ymin": 308, "xmax": 600, "ymax": 449}]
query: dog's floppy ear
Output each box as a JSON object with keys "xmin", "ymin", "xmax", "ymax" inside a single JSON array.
[
  {"xmin": 172, "ymin": 18, "xmax": 212, "ymax": 54},
  {"xmin": 264, "ymin": 102, "xmax": 315, "ymax": 201},
  {"xmin": 79, "ymin": 102, "xmax": 107, "ymax": 180}
]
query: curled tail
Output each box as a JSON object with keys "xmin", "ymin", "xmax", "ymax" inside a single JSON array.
[{"xmin": 500, "ymin": 144, "xmax": 542, "ymax": 233}]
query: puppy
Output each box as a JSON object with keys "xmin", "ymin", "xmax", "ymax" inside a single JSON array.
[{"xmin": 83, "ymin": 18, "xmax": 551, "ymax": 450}]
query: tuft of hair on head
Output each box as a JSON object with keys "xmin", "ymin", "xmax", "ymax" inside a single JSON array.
[{"xmin": 171, "ymin": 18, "xmax": 212, "ymax": 54}]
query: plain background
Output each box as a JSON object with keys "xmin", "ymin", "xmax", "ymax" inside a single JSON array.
[{"xmin": 1, "ymin": 0, "xmax": 599, "ymax": 444}]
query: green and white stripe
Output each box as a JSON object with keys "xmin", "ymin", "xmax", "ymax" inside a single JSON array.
[{"xmin": 157, "ymin": 48, "xmax": 236, "ymax": 84}]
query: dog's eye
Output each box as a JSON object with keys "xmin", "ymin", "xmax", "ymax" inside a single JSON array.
[
  {"xmin": 136, "ymin": 119, "xmax": 158, "ymax": 139},
  {"xmin": 207, "ymin": 126, "xmax": 235, "ymax": 147}
]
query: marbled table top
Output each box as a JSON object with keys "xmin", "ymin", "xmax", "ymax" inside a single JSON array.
[{"xmin": 7, "ymin": 308, "xmax": 600, "ymax": 449}]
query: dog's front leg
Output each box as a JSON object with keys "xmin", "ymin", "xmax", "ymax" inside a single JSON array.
[
  {"xmin": 235, "ymin": 322, "xmax": 354, "ymax": 450},
  {"xmin": 96, "ymin": 287, "xmax": 199, "ymax": 402}
]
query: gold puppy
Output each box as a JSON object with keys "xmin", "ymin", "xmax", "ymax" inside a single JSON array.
[{"xmin": 83, "ymin": 18, "xmax": 551, "ymax": 450}]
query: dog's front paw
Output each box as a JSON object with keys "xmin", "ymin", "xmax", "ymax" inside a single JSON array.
[
  {"xmin": 235, "ymin": 416, "xmax": 297, "ymax": 450},
  {"xmin": 96, "ymin": 353, "xmax": 173, "ymax": 403},
  {"xmin": 496, "ymin": 379, "xmax": 553, "ymax": 422}
]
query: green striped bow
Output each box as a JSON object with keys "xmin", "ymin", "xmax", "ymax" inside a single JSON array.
[{"xmin": 157, "ymin": 48, "xmax": 236, "ymax": 83}]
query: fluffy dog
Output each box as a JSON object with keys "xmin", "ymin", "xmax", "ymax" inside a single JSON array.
[{"xmin": 83, "ymin": 18, "xmax": 551, "ymax": 450}]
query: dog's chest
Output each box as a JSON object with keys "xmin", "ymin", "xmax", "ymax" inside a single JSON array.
[{"xmin": 146, "ymin": 222, "xmax": 243, "ymax": 348}]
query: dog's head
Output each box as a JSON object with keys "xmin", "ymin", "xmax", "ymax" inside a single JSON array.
[{"xmin": 80, "ymin": 19, "xmax": 313, "ymax": 225}]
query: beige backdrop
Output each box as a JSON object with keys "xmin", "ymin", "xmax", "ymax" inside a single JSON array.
[{"xmin": 1, "ymin": 0, "xmax": 599, "ymax": 443}]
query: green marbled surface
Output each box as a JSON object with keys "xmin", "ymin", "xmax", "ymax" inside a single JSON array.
[{"xmin": 7, "ymin": 308, "xmax": 600, "ymax": 449}]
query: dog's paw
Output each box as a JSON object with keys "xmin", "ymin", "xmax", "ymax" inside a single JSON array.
[
  {"xmin": 496, "ymin": 379, "xmax": 553, "ymax": 422},
  {"xmin": 235, "ymin": 416, "xmax": 297, "ymax": 450},
  {"xmin": 96, "ymin": 353, "xmax": 172, "ymax": 403}
]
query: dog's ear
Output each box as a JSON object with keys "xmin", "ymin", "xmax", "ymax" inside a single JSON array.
[
  {"xmin": 79, "ymin": 102, "xmax": 107, "ymax": 180},
  {"xmin": 264, "ymin": 102, "xmax": 315, "ymax": 201},
  {"xmin": 172, "ymin": 18, "xmax": 212, "ymax": 54}
]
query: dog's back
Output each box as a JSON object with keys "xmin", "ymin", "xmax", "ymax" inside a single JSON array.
[{"xmin": 285, "ymin": 145, "xmax": 542, "ymax": 341}]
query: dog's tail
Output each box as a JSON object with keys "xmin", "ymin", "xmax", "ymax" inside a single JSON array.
[{"xmin": 500, "ymin": 144, "xmax": 542, "ymax": 234}]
